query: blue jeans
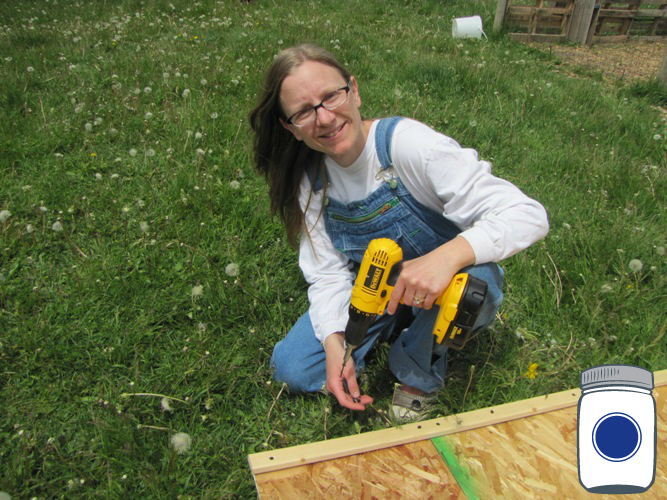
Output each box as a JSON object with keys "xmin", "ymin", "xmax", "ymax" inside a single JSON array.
[
  {"xmin": 271, "ymin": 117, "xmax": 504, "ymax": 394},
  {"xmin": 271, "ymin": 263, "xmax": 503, "ymax": 394}
]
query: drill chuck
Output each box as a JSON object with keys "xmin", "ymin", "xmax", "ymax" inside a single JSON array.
[{"xmin": 342, "ymin": 306, "xmax": 375, "ymax": 364}]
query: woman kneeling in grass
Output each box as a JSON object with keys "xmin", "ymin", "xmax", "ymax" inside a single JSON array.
[{"xmin": 249, "ymin": 44, "xmax": 548, "ymax": 422}]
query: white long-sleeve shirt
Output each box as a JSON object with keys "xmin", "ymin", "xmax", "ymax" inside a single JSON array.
[{"xmin": 298, "ymin": 118, "xmax": 549, "ymax": 343}]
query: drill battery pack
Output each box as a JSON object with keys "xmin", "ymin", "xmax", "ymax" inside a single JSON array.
[{"xmin": 433, "ymin": 273, "xmax": 487, "ymax": 350}]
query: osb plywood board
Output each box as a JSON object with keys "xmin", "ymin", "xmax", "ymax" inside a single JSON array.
[
  {"xmin": 249, "ymin": 387, "xmax": 584, "ymax": 474},
  {"xmin": 251, "ymin": 370, "xmax": 667, "ymax": 498},
  {"xmin": 254, "ymin": 440, "xmax": 463, "ymax": 500},
  {"xmin": 434, "ymin": 380, "xmax": 666, "ymax": 499}
]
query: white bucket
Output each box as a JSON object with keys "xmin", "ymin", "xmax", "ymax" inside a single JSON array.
[{"xmin": 452, "ymin": 15, "xmax": 486, "ymax": 39}]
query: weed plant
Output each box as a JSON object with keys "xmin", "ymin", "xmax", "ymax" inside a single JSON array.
[{"xmin": 1, "ymin": 0, "xmax": 665, "ymax": 497}]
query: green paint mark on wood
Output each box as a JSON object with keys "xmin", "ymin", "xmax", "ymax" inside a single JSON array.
[{"xmin": 431, "ymin": 436, "xmax": 479, "ymax": 500}]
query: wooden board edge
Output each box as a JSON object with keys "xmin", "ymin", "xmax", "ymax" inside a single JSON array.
[
  {"xmin": 509, "ymin": 33, "xmax": 569, "ymax": 43},
  {"xmin": 248, "ymin": 369, "xmax": 667, "ymax": 475}
]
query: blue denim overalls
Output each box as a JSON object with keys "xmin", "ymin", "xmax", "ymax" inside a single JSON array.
[{"xmin": 271, "ymin": 117, "xmax": 504, "ymax": 394}]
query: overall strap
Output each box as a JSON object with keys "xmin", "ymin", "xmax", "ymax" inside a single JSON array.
[{"xmin": 375, "ymin": 116, "xmax": 404, "ymax": 170}]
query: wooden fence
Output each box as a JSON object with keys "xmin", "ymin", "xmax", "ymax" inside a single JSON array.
[
  {"xmin": 592, "ymin": 1, "xmax": 667, "ymax": 43},
  {"xmin": 495, "ymin": 0, "xmax": 667, "ymax": 44}
]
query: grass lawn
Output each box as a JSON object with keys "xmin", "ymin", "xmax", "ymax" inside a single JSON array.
[{"xmin": 1, "ymin": 0, "xmax": 665, "ymax": 497}]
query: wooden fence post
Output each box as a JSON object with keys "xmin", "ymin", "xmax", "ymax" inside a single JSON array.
[
  {"xmin": 568, "ymin": 0, "xmax": 596, "ymax": 45},
  {"xmin": 660, "ymin": 47, "xmax": 667, "ymax": 87},
  {"xmin": 494, "ymin": 0, "xmax": 509, "ymax": 32}
]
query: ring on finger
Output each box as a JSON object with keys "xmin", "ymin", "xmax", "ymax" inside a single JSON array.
[{"xmin": 413, "ymin": 295, "xmax": 425, "ymax": 305}]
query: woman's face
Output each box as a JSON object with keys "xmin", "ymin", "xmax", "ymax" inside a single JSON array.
[{"xmin": 279, "ymin": 60, "xmax": 367, "ymax": 167}]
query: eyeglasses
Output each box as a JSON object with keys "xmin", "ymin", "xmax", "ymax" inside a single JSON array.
[{"xmin": 285, "ymin": 81, "xmax": 352, "ymax": 127}]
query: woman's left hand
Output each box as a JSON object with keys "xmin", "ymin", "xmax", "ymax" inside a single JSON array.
[{"xmin": 386, "ymin": 236, "xmax": 476, "ymax": 314}]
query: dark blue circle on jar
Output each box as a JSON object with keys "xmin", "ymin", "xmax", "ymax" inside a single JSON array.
[{"xmin": 592, "ymin": 412, "xmax": 642, "ymax": 462}]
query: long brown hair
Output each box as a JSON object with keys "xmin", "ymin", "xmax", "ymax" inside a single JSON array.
[{"xmin": 249, "ymin": 44, "xmax": 352, "ymax": 247}]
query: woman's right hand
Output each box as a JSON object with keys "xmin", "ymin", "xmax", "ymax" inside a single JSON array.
[{"xmin": 324, "ymin": 333, "xmax": 373, "ymax": 411}]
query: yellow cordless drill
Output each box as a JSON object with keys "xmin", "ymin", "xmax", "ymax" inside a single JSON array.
[{"xmin": 341, "ymin": 238, "xmax": 488, "ymax": 371}]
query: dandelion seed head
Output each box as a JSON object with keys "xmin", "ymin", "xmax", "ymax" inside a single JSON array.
[
  {"xmin": 95, "ymin": 172, "xmax": 103, "ymax": 180},
  {"xmin": 84, "ymin": 122, "xmax": 93, "ymax": 132},
  {"xmin": 52, "ymin": 221, "xmax": 63, "ymax": 232},
  {"xmin": 170, "ymin": 432, "xmax": 192, "ymax": 454},
  {"xmin": 229, "ymin": 180, "xmax": 240, "ymax": 190},
  {"xmin": 196, "ymin": 148, "xmax": 205, "ymax": 156},
  {"xmin": 562, "ymin": 222, "xmax": 571, "ymax": 230},
  {"xmin": 161, "ymin": 397, "xmax": 173, "ymax": 412},
  {"xmin": 139, "ymin": 221, "xmax": 149, "ymax": 233},
  {"xmin": 191, "ymin": 284, "xmax": 203, "ymax": 297},
  {"xmin": 109, "ymin": 128, "xmax": 118, "ymax": 137},
  {"xmin": 225, "ymin": 263, "xmax": 239, "ymax": 277},
  {"xmin": 210, "ymin": 112, "xmax": 218, "ymax": 119},
  {"xmin": 26, "ymin": 224, "xmax": 34, "ymax": 234},
  {"xmin": 143, "ymin": 86, "xmax": 152, "ymax": 94},
  {"xmin": 657, "ymin": 246, "xmax": 666, "ymax": 256},
  {"xmin": 146, "ymin": 148, "xmax": 155, "ymax": 157},
  {"xmin": 94, "ymin": 117, "xmax": 103, "ymax": 126},
  {"xmin": 27, "ymin": 66, "xmax": 35, "ymax": 72},
  {"xmin": 628, "ymin": 259, "xmax": 643, "ymax": 273},
  {"xmin": 182, "ymin": 88, "xmax": 191, "ymax": 98},
  {"xmin": 653, "ymin": 134, "xmax": 662, "ymax": 141},
  {"xmin": 144, "ymin": 112, "xmax": 153, "ymax": 120},
  {"xmin": 0, "ymin": 210, "xmax": 11, "ymax": 222},
  {"xmin": 600, "ymin": 283, "xmax": 613, "ymax": 293}
]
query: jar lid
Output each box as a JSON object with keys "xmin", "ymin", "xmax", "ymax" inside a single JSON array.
[{"xmin": 580, "ymin": 364, "xmax": 653, "ymax": 391}]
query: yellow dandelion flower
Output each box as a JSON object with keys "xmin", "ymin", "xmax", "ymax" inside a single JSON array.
[{"xmin": 524, "ymin": 363, "xmax": 539, "ymax": 379}]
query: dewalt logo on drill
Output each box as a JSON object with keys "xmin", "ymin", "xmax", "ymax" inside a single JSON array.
[{"xmin": 363, "ymin": 264, "xmax": 384, "ymax": 292}]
